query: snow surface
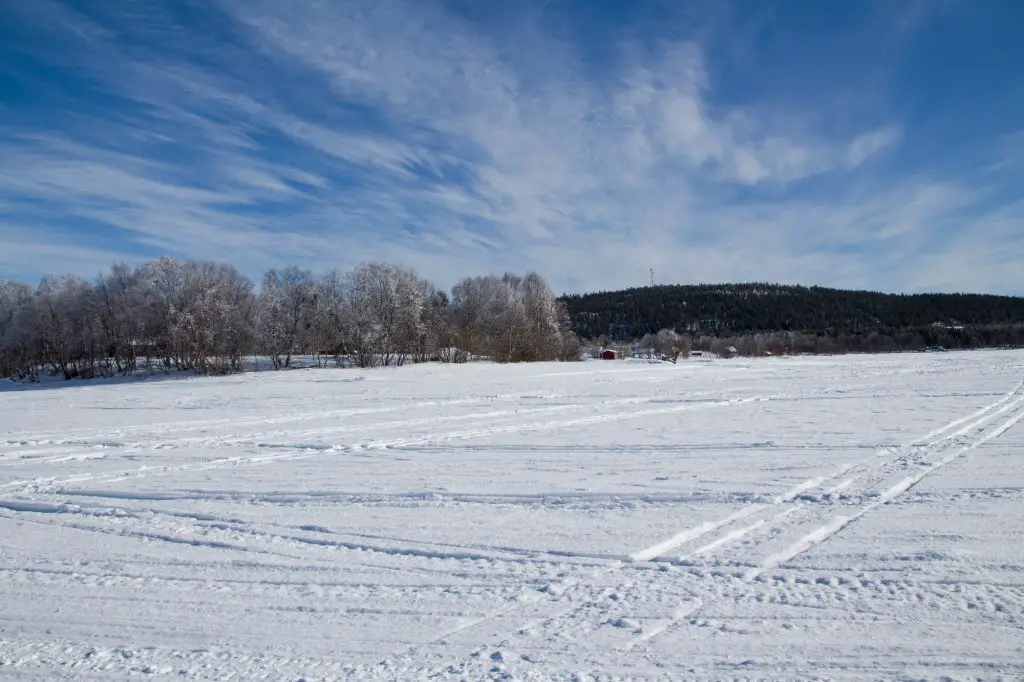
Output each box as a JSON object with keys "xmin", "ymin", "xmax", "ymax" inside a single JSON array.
[{"xmin": 1, "ymin": 351, "xmax": 1023, "ymax": 680}]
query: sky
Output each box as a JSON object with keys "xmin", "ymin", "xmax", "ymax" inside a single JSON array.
[{"xmin": 1, "ymin": 0, "xmax": 1022, "ymax": 295}]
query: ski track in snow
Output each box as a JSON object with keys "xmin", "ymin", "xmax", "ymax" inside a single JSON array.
[{"xmin": 1, "ymin": 352, "xmax": 1023, "ymax": 680}]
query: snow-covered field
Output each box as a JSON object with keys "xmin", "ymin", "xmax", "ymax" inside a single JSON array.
[{"xmin": 1, "ymin": 351, "xmax": 1023, "ymax": 681}]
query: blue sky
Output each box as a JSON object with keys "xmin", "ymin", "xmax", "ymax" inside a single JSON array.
[{"xmin": 1, "ymin": 0, "xmax": 1022, "ymax": 295}]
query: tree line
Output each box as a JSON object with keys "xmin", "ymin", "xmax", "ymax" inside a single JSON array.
[
  {"xmin": 563, "ymin": 283, "xmax": 1024, "ymax": 354},
  {"xmin": 0, "ymin": 258, "xmax": 581, "ymax": 381}
]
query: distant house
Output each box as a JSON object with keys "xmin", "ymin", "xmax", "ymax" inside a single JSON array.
[{"xmin": 601, "ymin": 349, "xmax": 617, "ymax": 360}]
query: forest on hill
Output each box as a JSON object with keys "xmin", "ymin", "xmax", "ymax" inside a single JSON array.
[
  {"xmin": 561, "ymin": 283, "xmax": 1024, "ymax": 354},
  {"xmin": 5, "ymin": 267, "xmax": 1024, "ymax": 383}
]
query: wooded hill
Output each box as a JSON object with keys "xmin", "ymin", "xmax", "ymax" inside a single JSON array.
[{"xmin": 561, "ymin": 283, "xmax": 1024, "ymax": 352}]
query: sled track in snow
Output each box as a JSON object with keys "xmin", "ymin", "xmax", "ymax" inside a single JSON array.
[
  {"xmin": 3, "ymin": 356, "xmax": 1024, "ymax": 681},
  {"xmin": 620, "ymin": 377, "xmax": 1024, "ymax": 655},
  {"xmin": 392, "ymin": 377, "xmax": 1024, "ymax": 674},
  {"xmin": 634, "ymin": 377, "xmax": 1024, "ymax": 565},
  {"xmin": 0, "ymin": 390, "xmax": 579, "ymax": 460},
  {"xmin": 0, "ymin": 385, "xmax": 827, "ymax": 574},
  {"xmin": 741, "ymin": 385, "xmax": 1024, "ymax": 581},
  {"xmin": 0, "ymin": 387, "xmax": 815, "ymax": 494},
  {"xmin": 0, "ymin": 395, "xmax": 656, "ymax": 469}
]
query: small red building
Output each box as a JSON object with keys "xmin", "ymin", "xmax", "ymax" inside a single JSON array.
[{"xmin": 601, "ymin": 349, "xmax": 617, "ymax": 360}]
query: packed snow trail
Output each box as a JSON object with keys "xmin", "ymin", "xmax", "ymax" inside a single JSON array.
[
  {"xmin": 1, "ymin": 351, "xmax": 1023, "ymax": 680},
  {"xmin": 385, "ymin": 376, "xmax": 1024, "ymax": 678}
]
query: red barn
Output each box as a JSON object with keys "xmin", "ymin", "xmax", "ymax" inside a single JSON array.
[{"xmin": 601, "ymin": 349, "xmax": 617, "ymax": 360}]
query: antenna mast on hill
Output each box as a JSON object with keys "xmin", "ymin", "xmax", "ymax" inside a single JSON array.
[{"xmin": 650, "ymin": 268, "xmax": 654, "ymax": 287}]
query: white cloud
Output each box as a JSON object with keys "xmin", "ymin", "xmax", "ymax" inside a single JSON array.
[
  {"xmin": 847, "ymin": 126, "xmax": 903, "ymax": 167},
  {"xmin": 0, "ymin": 0, "xmax": 1019, "ymax": 296}
]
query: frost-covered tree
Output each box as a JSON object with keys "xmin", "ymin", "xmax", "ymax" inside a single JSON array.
[
  {"xmin": 554, "ymin": 300, "xmax": 583, "ymax": 361},
  {"xmin": 448, "ymin": 271, "xmax": 578, "ymax": 363},
  {"xmin": 309, "ymin": 269, "xmax": 348, "ymax": 367},
  {"xmin": 130, "ymin": 259, "xmax": 255, "ymax": 374},
  {"xmin": 419, "ymin": 287, "xmax": 453, "ymax": 363},
  {"xmin": 183, "ymin": 261, "xmax": 255, "ymax": 374},
  {"xmin": 0, "ymin": 281, "xmax": 37, "ymax": 380},
  {"xmin": 33, "ymin": 275, "xmax": 104, "ymax": 379},
  {"xmin": 0, "ymin": 258, "xmax": 582, "ymax": 381},
  {"xmin": 136, "ymin": 257, "xmax": 189, "ymax": 370},
  {"xmin": 654, "ymin": 328, "xmax": 689, "ymax": 363},
  {"xmin": 343, "ymin": 263, "xmax": 427, "ymax": 367},
  {"xmin": 257, "ymin": 267, "xmax": 315, "ymax": 369},
  {"xmin": 450, "ymin": 275, "xmax": 489, "ymax": 360},
  {"xmin": 93, "ymin": 263, "xmax": 147, "ymax": 374},
  {"xmin": 489, "ymin": 273, "xmax": 529, "ymax": 362},
  {"xmin": 391, "ymin": 268, "xmax": 428, "ymax": 367},
  {"xmin": 521, "ymin": 272, "xmax": 564, "ymax": 362}
]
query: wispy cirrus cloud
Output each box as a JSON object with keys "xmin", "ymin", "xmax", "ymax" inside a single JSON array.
[{"xmin": 0, "ymin": 0, "xmax": 1021, "ymax": 294}]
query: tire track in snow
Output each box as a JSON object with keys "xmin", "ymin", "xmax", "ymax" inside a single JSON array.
[
  {"xmin": 1, "ymin": 390, "xmax": 789, "ymax": 494},
  {"xmin": 621, "ymin": 379, "xmax": 1024, "ymax": 654},
  {"xmin": 3, "ymin": 380, "xmax": 858, "ymax": 481},
  {"xmin": 0, "ymin": 390, "xmax": 799, "ymax": 596},
  {"xmin": 373, "ymin": 382, "xmax": 861, "ymax": 454},
  {"xmin": 411, "ymin": 378, "xmax": 1024, "ymax": 667},
  {"xmin": 0, "ymin": 390, "xmax": 559, "ymax": 455},
  {"xmin": 0, "ymin": 396, "xmax": 652, "ymax": 490},
  {"xmin": 201, "ymin": 393, "xmax": 661, "ymax": 451},
  {"xmin": 0, "ymin": 497, "xmax": 621, "ymax": 569},
  {"xmin": 724, "ymin": 386, "xmax": 1024, "ymax": 574},
  {"xmin": 372, "ymin": 393, "xmax": 778, "ymax": 451},
  {"xmin": 0, "ymin": 509, "xmax": 311, "ymax": 562},
  {"xmin": 362, "ymin": 382, "xmax": 914, "ymax": 671},
  {"xmin": 6, "ymin": 389, "xmax": 744, "ymax": 467},
  {"xmin": 744, "ymin": 391, "xmax": 1024, "ymax": 581},
  {"xmin": 631, "ymin": 377, "xmax": 1024, "ymax": 564},
  {"xmin": 12, "ymin": 394, "xmax": 654, "ymax": 466}
]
